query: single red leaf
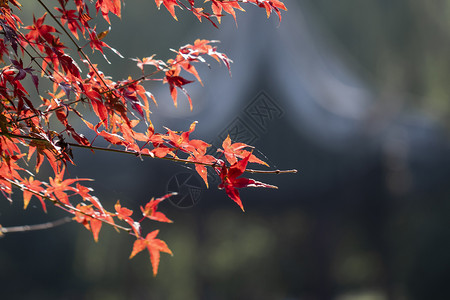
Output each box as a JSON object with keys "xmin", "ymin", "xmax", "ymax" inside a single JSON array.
[
  {"xmin": 248, "ymin": 0, "xmax": 287, "ymax": 21},
  {"xmin": 140, "ymin": 193, "xmax": 175, "ymax": 223},
  {"xmin": 115, "ymin": 200, "xmax": 141, "ymax": 236},
  {"xmin": 129, "ymin": 230, "xmax": 173, "ymax": 276},
  {"xmin": 188, "ymin": 153, "xmax": 216, "ymax": 187},
  {"xmin": 155, "ymin": 0, "xmax": 181, "ymax": 21},
  {"xmin": 115, "ymin": 200, "xmax": 133, "ymax": 221},
  {"xmin": 206, "ymin": 0, "xmax": 244, "ymax": 24},
  {"xmin": 45, "ymin": 166, "xmax": 91, "ymax": 205},
  {"xmin": 22, "ymin": 177, "xmax": 46, "ymax": 212},
  {"xmin": 218, "ymin": 135, "xmax": 268, "ymax": 166},
  {"xmin": 24, "ymin": 13, "xmax": 59, "ymax": 45},
  {"xmin": 151, "ymin": 145, "xmax": 174, "ymax": 158},
  {"xmin": 217, "ymin": 153, "xmax": 277, "ymax": 211},
  {"xmin": 165, "ymin": 75, "xmax": 194, "ymax": 109},
  {"xmin": 54, "ymin": 6, "xmax": 83, "ymax": 39},
  {"xmin": 132, "ymin": 55, "xmax": 167, "ymax": 72},
  {"xmin": 96, "ymin": 0, "xmax": 121, "ymax": 24},
  {"xmin": 75, "ymin": 203, "xmax": 103, "ymax": 242}
]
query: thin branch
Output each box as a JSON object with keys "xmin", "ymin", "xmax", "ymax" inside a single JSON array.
[
  {"xmin": 0, "ymin": 131, "xmax": 297, "ymax": 174},
  {"xmin": 108, "ymin": 69, "xmax": 163, "ymax": 93},
  {"xmin": 0, "ymin": 217, "xmax": 72, "ymax": 235},
  {"xmin": 245, "ymin": 168, "xmax": 298, "ymax": 174},
  {"xmin": 16, "ymin": 99, "xmax": 84, "ymax": 122},
  {"xmin": 4, "ymin": 178, "xmax": 134, "ymax": 234},
  {"xmin": 109, "ymin": 55, "xmax": 193, "ymax": 93}
]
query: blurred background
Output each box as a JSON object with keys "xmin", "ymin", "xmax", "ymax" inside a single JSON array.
[{"xmin": 2, "ymin": 0, "xmax": 450, "ymax": 299}]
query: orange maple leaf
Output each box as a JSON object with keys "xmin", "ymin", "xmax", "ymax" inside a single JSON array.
[
  {"xmin": 115, "ymin": 200, "xmax": 141, "ymax": 236},
  {"xmin": 46, "ymin": 167, "xmax": 91, "ymax": 205},
  {"xmin": 22, "ymin": 177, "xmax": 46, "ymax": 212},
  {"xmin": 218, "ymin": 135, "xmax": 268, "ymax": 166},
  {"xmin": 74, "ymin": 204, "xmax": 103, "ymax": 242},
  {"xmin": 140, "ymin": 193, "xmax": 175, "ymax": 223},
  {"xmin": 155, "ymin": 0, "xmax": 181, "ymax": 21},
  {"xmin": 129, "ymin": 230, "xmax": 173, "ymax": 276}
]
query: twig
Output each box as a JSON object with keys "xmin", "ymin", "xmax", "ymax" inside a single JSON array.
[
  {"xmin": 0, "ymin": 131, "xmax": 297, "ymax": 174},
  {"xmin": 245, "ymin": 168, "xmax": 298, "ymax": 174},
  {"xmin": 0, "ymin": 217, "xmax": 72, "ymax": 235},
  {"xmin": 16, "ymin": 99, "xmax": 84, "ymax": 122},
  {"xmin": 4, "ymin": 178, "xmax": 134, "ymax": 234}
]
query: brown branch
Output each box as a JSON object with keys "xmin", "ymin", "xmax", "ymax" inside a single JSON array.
[
  {"xmin": 0, "ymin": 217, "xmax": 72, "ymax": 235},
  {"xmin": 0, "ymin": 131, "xmax": 297, "ymax": 174},
  {"xmin": 245, "ymin": 168, "xmax": 298, "ymax": 174}
]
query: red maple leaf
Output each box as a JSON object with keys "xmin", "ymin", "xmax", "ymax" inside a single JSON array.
[
  {"xmin": 218, "ymin": 135, "xmax": 268, "ymax": 166},
  {"xmin": 206, "ymin": 0, "xmax": 245, "ymax": 24},
  {"xmin": 115, "ymin": 200, "xmax": 141, "ymax": 236},
  {"xmin": 188, "ymin": 152, "xmax": 217, "ymax": 188},
  {"xmin": 164, "ymin": 121, "xmax": 209, "ymax": 154},
  {"xmin": 132, "ymin": 55, "xmax": 167, "ymax": 72},
  {"xmin": 129, "ymin": 230, "xmax": 173, "ymax": 276},
  {"xmin": 155, "ymin": 0, "xmax": 181, "ymax": 21},
  {"xmin": 164, "ymin": 73, "xmax": 194, "ymax": 110},
  {"xmin": 95, "ymin": 0, "xmax": 121, "ymax": 24},
  {"xmin": 217, "ymin": 153, "xmax": 277, "ymax": 211},
  {"xmin": 140, "ymin": 193, "xmax": 175, "ymax": 223},
  {"xmin": 45, "ymin": 166, "xmax": 90, "ymax": 206},
  {"xmin": 25, "ymin": 13, "xmax": 59, "ymax": 47},
  {"xmin": 115, "ymin": 200, "xmax": 133, "ymax": 222},
  {"xmin": 248, "ymin": 0, "xmax": 287, "ymax": 21},
  {"xmin": 74, "ymin": 203, "xmax": 103, "ymax": 242},
  {"xmin": 54, "ymin": 6, "xmax": 83, "ymax": 39},
  {"xmin": 87, "ymin": 26, "xmax": 123, "ymax": 62},
  {"xmin": 22, "ymin": 177, "xmax": 46, "ymax": 212},
  {"xmin": 188, "ymin": 6, "xmax": 218, "ymax": 28}
]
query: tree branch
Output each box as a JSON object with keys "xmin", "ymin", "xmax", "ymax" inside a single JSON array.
[
  {"xmin": 0, "ymin": 217, "xmax": 72, "ymax": 235},
  {"xmin": 0, "ymin": 131, "xmax": 297, "ymax": 174},
  {"xmin": 3, "ymin": 178, "xmax": 134, "ymax": 234}
]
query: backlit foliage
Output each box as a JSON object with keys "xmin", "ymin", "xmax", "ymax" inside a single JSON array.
[{"xmin": 0, "ymin": 0, "xmax": 290, "ymax": 275}]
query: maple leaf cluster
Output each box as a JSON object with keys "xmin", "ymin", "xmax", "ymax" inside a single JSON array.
[
  {"xmin": 0, "ymin": 0, "xmax": 289, "ymax": 275},
  {"xmin": 155, "ymin": 0, "xmax": 287, "ymax": 26}
]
